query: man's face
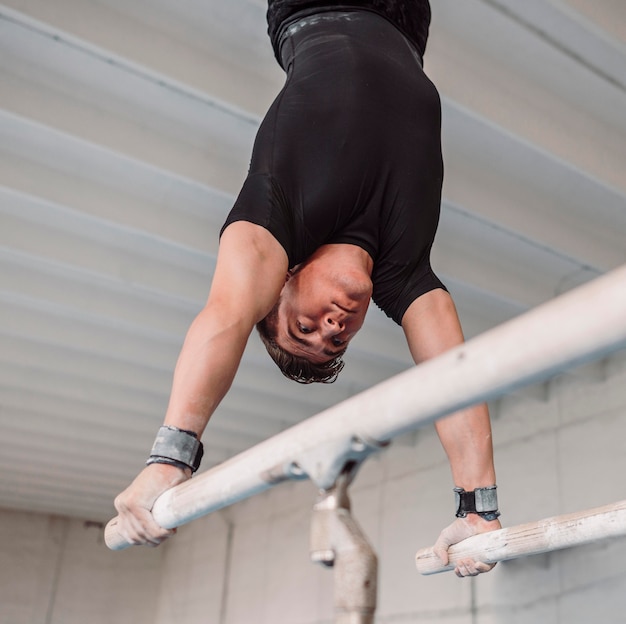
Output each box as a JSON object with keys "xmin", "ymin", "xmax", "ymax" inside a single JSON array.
[{"xmin": 273, "ymin": 265, "xmax": 372, "ymax": 363}]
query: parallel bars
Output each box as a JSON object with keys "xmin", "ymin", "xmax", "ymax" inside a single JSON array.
[{"xmin": 106, "ymin": 264, "xmax": 626, "ymax": 552}]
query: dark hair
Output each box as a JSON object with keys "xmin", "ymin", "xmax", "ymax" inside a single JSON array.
[{"xmin": 256, "ymin": 303, "xmax": 345, "ymax": 384}]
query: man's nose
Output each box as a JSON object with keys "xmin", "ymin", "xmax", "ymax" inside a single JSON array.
[{"xmin": 323, "ymin": 315, "xmax": 345, "ymax": 334}]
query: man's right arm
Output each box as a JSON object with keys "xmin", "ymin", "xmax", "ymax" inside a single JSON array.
[
  {"xmin": 401, "ymin": 288, "xmax": 501, "ymax": 577},
  {"xmin": 113, "ymin": 222, "xmax": 288, "ymax": 546}
]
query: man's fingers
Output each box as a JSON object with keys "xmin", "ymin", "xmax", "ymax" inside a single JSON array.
[
  {"xmin": 432, "ymin": 543, "xmax": 450, "ymax": 565},
  {"xmin": 128, "ymin": 527, "xmax": 173, "ymax": 547},
  {"xmin": 119, "ymin": 509, "xmax": 174, "ymax": 547},
  {"xmin": 455, "ymin": 560, "xmax": 479, "ymax": 577},
  {"xmin": 474, "ymin": 561, "xmax": 496, "ymax": 574},
  {"xmin": 454, "ymin": 558, "xmax": 496, "ymax": 577}
]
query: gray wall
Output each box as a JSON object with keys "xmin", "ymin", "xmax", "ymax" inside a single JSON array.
[{"xmin": 2, "ymin": 352, "xmax": 625, "ymax": 623}]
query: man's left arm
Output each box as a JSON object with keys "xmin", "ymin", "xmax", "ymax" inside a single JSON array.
[{"xmin": 401, "ymin": 288, "xmax": 501, "ymax": 577}]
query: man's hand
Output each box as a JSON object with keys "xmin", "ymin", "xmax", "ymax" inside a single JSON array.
[
  {"xmin": 433, "ymin": 514, "xmax": 502, "ymax": 577},
  {"xmin": 113, "ymin": 463, "xmax": 191, "ymax": 547}
]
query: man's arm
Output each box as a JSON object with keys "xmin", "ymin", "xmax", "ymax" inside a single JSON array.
[
  {"xmin": 113, "ymin": 222, "xmax": 288, "ymax": 546},
  {"xmin": 402, "ymin": 288, "xmax": 501, "ymax": 577}
]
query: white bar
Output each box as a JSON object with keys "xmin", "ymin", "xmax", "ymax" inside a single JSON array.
[
  {"xmin": 415, "ymin": 500, "xmax": 626, "ymax": 574},
  {"xmin": 105, "ymin": 264, "xmax": 626, "ymax": 550}
]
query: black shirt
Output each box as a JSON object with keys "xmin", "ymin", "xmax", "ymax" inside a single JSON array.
[
  {"xmin": 222, "ymin": 8, "xmax": 445, "ymax": 325},
  {"xmin": 267, "ymin": 0, "xmax": 431, "ymax": 61}
]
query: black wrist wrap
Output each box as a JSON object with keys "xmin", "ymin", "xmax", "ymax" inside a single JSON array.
[{"xmin": 146, "ymin": 425, "xmax": 204, "ymax": 473}]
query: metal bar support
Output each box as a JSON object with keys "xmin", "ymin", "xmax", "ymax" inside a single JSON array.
[{"xmin": 310, "ymin": 464, "xmax": 377, "ymax": 624}]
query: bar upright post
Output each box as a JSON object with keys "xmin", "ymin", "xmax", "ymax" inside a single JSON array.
[{"xmin": 310, "ymin": 465, "xmax": 378, "ymax": 624}]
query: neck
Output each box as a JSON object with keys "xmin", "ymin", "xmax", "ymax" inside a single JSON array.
[{"xmin": 304, "ymin": 243, "xmax": 374, "ymax": 276}]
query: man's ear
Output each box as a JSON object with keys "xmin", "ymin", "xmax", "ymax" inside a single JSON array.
[{"xmin": 286, "ymin": 263, "xmax": 301, "ymax": 282}]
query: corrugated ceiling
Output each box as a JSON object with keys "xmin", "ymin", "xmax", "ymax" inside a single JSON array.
[{"xmin": 0, "ymin": 0, "xmax": 625, "ymax": 521}]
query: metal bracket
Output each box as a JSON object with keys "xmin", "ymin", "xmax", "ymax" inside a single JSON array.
[{"xmin": 294, "ymin": 434, "xmax": 389, "ymax": 490}]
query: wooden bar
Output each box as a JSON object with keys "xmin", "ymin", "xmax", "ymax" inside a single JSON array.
[
  {"xmin": 106, "ymin": 264, "xmax": 626, "ymax": 550},
  {"xmin": 415, "ymin": 500, "xmax": 626, "ymax": 575}
]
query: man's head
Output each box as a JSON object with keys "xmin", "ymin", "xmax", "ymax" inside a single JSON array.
[
  {"xmin": 256, "ymin": 304, "xmax": 345, "ymax": 383},
  {"xmin": 257, "ymin": 248, "xmax": 373, "ymax": 383}
]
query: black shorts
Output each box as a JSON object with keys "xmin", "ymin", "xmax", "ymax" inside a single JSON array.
[{"xmin": 222, "ymin": 10, "xmax": 445, "ymax": 324}]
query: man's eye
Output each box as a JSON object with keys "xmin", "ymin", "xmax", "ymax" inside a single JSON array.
[
  {"xmin": 331, "ymin": 337, "xmax": 345, "ymax": 347},
  {"xmin": 298, "ymin": 322, "xmax": 312, "ymax": 334}
]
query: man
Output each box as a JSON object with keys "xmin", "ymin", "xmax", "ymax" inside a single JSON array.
[
  {"xmin": 114, "ymin": 223, "xmax": 500, "ymax": 576},
  {"xmin": 114, "ymin": 6, "xmax": 501, "ymax": 578}
]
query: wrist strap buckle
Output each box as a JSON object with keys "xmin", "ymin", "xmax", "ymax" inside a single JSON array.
[{"xmin": 454, "ymin": 486, "xmax": 500, "ymax": 521}]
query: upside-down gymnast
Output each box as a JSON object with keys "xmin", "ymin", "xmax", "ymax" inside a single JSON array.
[{"xmin": 114, "ymin": 0, "xmax": 501, "ymax": 578}]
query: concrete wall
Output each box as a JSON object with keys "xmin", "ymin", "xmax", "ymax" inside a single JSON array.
[
  {"xmin": 0, "ymin": 511, "xmax": 162, "ymax": 623},
  {"xmin": 2, "ymin": 352, "xmax": 625, "ymax": 623}
]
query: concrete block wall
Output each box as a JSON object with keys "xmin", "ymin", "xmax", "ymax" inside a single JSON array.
[
  {"xmin": 0, "ymin": 510, "xmax": 162, "ymax": 624},
  {"xmin": 1, "ymin": 352, "xmax": 625, "ymax": 623},
  {"xmin": 153, "ymin": 510, "xmax": 231, "ymax": 623}
]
